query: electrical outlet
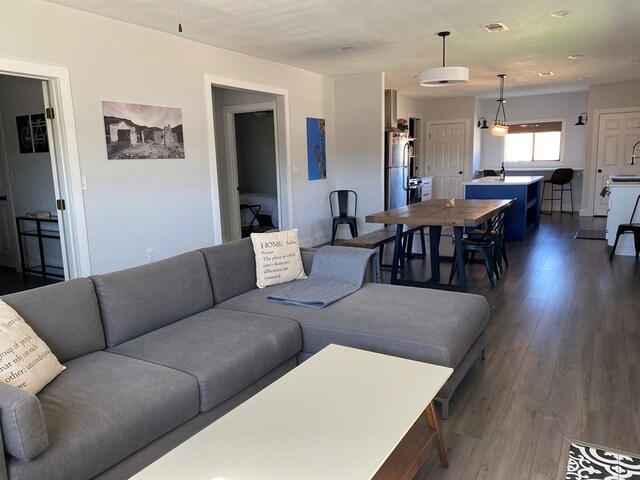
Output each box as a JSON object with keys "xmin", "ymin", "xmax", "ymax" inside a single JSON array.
[{"xmin": 146, "ymin": 248, "xmax": 155, "ymax": 263}]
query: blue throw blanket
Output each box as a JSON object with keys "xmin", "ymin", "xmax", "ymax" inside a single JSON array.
[{"xmin": 267, "ymin": 246, "xmax": 380, "ymax": 308}]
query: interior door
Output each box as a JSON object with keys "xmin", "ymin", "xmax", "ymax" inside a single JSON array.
[
  {"xmin": 41, "ymin": 81, "xmax": 68, "ymax": 278},
  {"xmin": 0, "ymin": 111, "xmax": 17, "ymax": 268},
  {"xmin": 593, "ymin": 111, "xmax": 640, "ymax": 215},
  {"xmin": 427, "ymin": 122, "xmax": 466, "ymax": 199}
]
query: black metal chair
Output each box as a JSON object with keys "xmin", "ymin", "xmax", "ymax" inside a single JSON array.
[
  {"xmin": 329, "ymin": 190, "xmax": 358, "ymax": 245},
  {"xmin": 483, "ymin": 169, "xmax": 498, "ymax": 177},
  {"xmin": 467, "ymin": 200, "xmax": 513, "ymax": 275},
  {"xmin": 448, "ymin": 233, "xmax": 497, "ymax": 289},
  {"xmin": 541, "ymin": 168, "xmax": 574, "ymax": 215},
  {"xmin": 609, "ymin": 193, "xmax": 640, "ymax": 260}
]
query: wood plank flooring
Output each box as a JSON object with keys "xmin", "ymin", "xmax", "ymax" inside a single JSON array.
[{"xmin": 374, "ymin": 214, "xmax": 640, "ymax": 480}]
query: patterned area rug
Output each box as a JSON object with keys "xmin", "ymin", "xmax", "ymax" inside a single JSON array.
[
  {"xmin": 565, "ymin": 443, "xmax": 640, "ymax": 479},
  {"xmin": 574, "ymin": 229, "xmax": 607, "ymax": 240}
]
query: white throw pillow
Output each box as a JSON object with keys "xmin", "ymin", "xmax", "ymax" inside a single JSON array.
[
  {"xmin": 0, "ymin": 300, "xmax": 65, "ymax": 394},
  {"xmin": 251, "ymin": 229, "xmax": 307, "ymax": 288}
]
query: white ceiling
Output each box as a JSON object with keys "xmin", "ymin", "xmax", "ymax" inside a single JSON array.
[{"xmin": 45, "ymin": 0, "xmax": 640, "ymax": 99}]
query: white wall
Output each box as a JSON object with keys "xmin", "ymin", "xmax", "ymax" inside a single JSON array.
[
  {"xmin": 1, "ymin": 0, "xmax": 335, "ymax": 272},
  {"xmin": 582, "ymin": 80, "xmax": 640, "ymax": 215},
  {"xmin": 333, "ymin": 73, "xmax": 385, "ymax": 238},
  {"xmin": 0, "ymin": 75, "xmax": 62, "ymax": 268}
]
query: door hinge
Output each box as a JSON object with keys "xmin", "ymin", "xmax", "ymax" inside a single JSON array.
[
  {"xmin": 56, "ymin": 198, "xmax": 66, "ymax": 211},
  {"xmin": 46, "ymin": 107, "xmax": 55, "ymax": 120}
]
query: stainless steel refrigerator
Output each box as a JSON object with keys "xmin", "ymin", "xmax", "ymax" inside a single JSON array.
[{"xmin": 385, "ymin": 131, "xmax": 410, "ymax": 210}]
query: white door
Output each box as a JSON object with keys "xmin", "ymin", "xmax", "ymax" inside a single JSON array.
[
  {"xmin": 593, "ymin": 111, "xmax": 640, "ymax": 215},
  {"xmin": 0, "ymin": 111, "xmax": 17, "ymax": 268},
  {"xmin": 427, "ymin": 122, "xmax": 466, "ymax": 199},
  {"xmin": 222, "ymin": 101, "xmax": 279, "ymax": 242}
]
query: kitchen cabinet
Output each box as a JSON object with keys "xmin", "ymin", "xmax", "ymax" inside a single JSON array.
[
  {"xmin": 606, "ymin": 182, "xmax": 640, "ymax": 256},
  {"xmin": 463, "ymin": 176, "xmax": 543, "ymax": 241}
]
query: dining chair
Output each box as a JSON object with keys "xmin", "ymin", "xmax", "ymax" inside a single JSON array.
[
  {"xmin": 329, "ymin": 190, "xmax": 358, "ymax": 245},
  {"xmin": 482, "ymin": 169, "xmax": 498, "ymax": 177},
  {"xmin": 541, "ymin": 168, "xmax": 574, "ymax": 215},
  {"xmin": 448, "ymin": 230, "xmax": 497, "ymax": 289},
  {"xmin": 609, "ymin": 193, "xmax": 640, "ymax": 260},
  {"xmin": 467, "ymin": 200, "xmax": 513, "ymax": 274}
]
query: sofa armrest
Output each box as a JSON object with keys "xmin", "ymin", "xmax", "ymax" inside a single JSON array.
[
  {"xmin": 0, "ymin": 383, "xmax": 49, "ymax": 462},
  {"xmin": 300, "ymin": 247, "xmax": 379, "ymax": 283}
]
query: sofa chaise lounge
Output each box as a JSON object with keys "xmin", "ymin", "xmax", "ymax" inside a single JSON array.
[{"xmin": 0, "ymin": 237, "xmax": 488, "ymax": 480}]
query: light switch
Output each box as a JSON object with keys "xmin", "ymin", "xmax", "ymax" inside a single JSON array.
[
  {"xmin": 81, "ymin": 176, "xmax": 88, "ymax": 190},
  {"xmin": 292, "ymin": 165, "xmax": 301, "ymax": 175}
]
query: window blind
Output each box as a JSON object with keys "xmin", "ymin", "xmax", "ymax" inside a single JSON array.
[{"xmin": 508, "ymin": 121, "xmax": 562, "ymax": 134}]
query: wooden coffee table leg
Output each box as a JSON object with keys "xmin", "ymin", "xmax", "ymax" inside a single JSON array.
[{"xmin": 426, "ymin": 402, "xmax": 448, "ymax": 468}]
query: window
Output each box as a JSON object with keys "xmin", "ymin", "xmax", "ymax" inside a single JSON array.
[{"xmin": 504, "ymin": 121, "xmax": 562, "ymax": 162}]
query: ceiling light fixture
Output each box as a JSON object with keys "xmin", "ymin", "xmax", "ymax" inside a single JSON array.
[
  {"xmin": 492, "ymin": 74, "xmax": 508, "ymax": 137},
  {"xmin": 419, "ymin": 31, "xmax": 469, "ymax": 87},
  {"xmin": 538, "ymin": 71, "xmax": 554, "ymax": 77},
  {"xmin": 575, "ymin": 112, "xmax": 588, "ymax": 126},
  {"xmin": 568, "ymin": 54, "xmax": 584, "ymax": 60},
  {"xmin": 551, "ymin": 10, "xmax": 571, "ymax": 17}
]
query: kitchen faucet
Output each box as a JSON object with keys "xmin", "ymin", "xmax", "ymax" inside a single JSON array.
[{"xmin": 633, "ymin": 141, "xmax": 640, "ymax": 165}]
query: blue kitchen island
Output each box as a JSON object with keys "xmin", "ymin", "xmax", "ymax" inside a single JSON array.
[{"xmin": 463, "ymin": 176, "xmax": 543, "ymax": 241}]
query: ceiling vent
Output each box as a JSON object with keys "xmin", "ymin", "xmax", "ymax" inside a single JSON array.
[{"xmin": 482, "ymin": 23, "xmax": 509, "ymax": 33}]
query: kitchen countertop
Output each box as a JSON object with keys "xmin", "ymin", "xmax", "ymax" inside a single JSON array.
[{"xmin": 463, "ymin": 175, "xmax": 544, "ymax": 186}]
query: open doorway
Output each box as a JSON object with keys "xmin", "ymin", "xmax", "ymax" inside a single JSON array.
[
  {"xmin": 209, "ymin": 84, "xmax": 290, "ymax": 243},
  {"xmin": 234, "ymin": 110, "xmax": 279, "ymax": 237},
  {"xmin": 0, "ymin": 74, "xmax": 65, "ymax": 294},
  {"xmin": 0, "ymin": 58, "xmax": 90, "ymax": 294}
]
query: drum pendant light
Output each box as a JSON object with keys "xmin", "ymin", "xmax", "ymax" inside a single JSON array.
[
  {"xmin": 420, "ymin": 31, "xmax": 469, "ymax": 87},
  {"xmin": 491, "ymin": 74, "xmax": 509, "ymax": 136}
]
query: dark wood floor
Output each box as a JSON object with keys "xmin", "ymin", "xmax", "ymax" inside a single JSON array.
[
  {"xmin": 375, "ymin": 214, "xmax": 640, "ymax": 479},
  {"xmin": 0, "ymin": 266, "xmax": 60, "ymax": 296}
]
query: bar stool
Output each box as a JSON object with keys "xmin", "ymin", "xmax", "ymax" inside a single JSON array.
[{"xmin": 541, "ymin": 168, "xmax": 573, "ymax": 215}]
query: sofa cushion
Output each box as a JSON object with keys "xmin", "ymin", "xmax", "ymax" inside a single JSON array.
[
  {"xmin": 6, "ymin": 351, "xmax": 199, "ymax": 480},
  {"xmin": 1, "ymin": 278, "xmax": 104, "ymax": 363},
  {"xmin": 91, "ymin": 251, "xmax": 214, "ymax": 347},
  {"xmin": 0, "ymin": 300, "xmax": 66, "ymax": 395},
  {"xmin": 109, "ymin": 308, "xmax": 302, "ymax": 412},
  {"xmin": 0, "ymin": 383, "xmax": 48, "ymax": 462},
  {"xmin": 199, "ymin": 237, "xmax": 258, "ymax": 304},
  {"xmin": 216, "ymin": 282, "xmax": 489, "ymax": 369}
]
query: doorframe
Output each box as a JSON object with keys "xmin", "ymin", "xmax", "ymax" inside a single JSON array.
[
  {"xmin": 425, "ymin": 119, "xmax": 472, "ymax": 197},
  {"xmin": 0, "ymin": 57, "xmax": 90, "ymax": 278},
  {"xmin": 222, "ymin": 101, "xmax": 278, "ymax": 241},
  {"xmin": 203, "ymin": 74, "xmax": 292, "ymax": 244},
  {"xmin": 586, "ymin": 106, "xmax": 640, "ymax": 216}
]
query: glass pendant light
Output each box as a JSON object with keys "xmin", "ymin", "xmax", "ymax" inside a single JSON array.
[{"xmin": 492, "ymin": 74, "xmax": 508, "ymax": 136}]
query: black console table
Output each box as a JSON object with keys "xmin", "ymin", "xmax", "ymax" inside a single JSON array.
[{"xmin": 15, "ymin": 216, "xmax": 64, "ymax": 279}]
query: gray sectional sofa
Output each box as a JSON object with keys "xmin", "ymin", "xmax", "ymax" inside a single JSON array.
[{"xmin": 0, "ymin": 237, "xmax": 489, "ymax": 480}]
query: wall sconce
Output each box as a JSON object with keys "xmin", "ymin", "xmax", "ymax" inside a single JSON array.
[
  {"xmin": 575, "ymin": 112, "xmax": 588, "ymax": 126},
  {"xmin": 477, "ymin": 117, "xmax": 489, "ymax": 129}
]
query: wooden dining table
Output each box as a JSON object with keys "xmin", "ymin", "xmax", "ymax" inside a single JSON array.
[{"xmin": 365, "ymin": 199, "xmax": 514, "ymax": 291}]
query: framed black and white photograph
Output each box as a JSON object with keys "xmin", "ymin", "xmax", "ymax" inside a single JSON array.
[
  {"xmin": 102, "ymin": 101, "xmax": 184, "ymax": 160},
  {"xmin": 16, "ymin": 113, "xmax": 49, "ymax": 154}
]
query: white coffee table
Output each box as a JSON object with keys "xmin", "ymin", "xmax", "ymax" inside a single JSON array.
[{"xmin": 131, "ymin": 344, "xmax": 453, "ymax": 480}]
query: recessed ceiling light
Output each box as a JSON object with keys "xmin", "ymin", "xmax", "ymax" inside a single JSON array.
[
  {"xmin": 482, "ymin": 22, "xmax": 509, "ymax": 33},
  {"xmin": 340, "ymin": 47, "xmax": 356, "ymax": 53},
  {"xmin": 538, "ymin": 71, "xmax": 554, "ymax": 77},
  {"xmin": 568, "ymin": 54, "xmax": 584, "ymax": 60},
  {"xmin": 578, "ymin": 77, "xmax": 590, "ymax": 81},
  {"xmin": 551, "ymin": 10, "xmax": 571, "ymax": 17}
]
